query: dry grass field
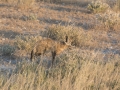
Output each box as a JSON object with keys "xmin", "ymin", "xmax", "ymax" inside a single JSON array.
[{"xmin": 0, "ymin": 0, "xmax": 120, "ymax": 90}]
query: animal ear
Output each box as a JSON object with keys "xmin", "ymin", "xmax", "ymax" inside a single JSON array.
[{"xmin": 65, "ymin": 36, "xmax": 68, "ymax": 42}]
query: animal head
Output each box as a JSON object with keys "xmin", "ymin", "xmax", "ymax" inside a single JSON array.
[{"xmin": 59, "ymin": 35, "xmax": 73, "ymax": 49}]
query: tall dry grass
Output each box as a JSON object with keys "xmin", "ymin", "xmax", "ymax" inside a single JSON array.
[{"xmin": 0, "ymin": 49, "xmax": 120, "ymax": 90}]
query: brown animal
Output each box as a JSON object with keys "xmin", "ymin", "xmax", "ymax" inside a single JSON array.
[{"xmin": 30, "ymin": 36, "xmax": 72, "ymax": 66}]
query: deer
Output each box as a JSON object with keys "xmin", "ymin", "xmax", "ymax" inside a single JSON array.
[{"xmin": 30, "ymin": 36, "xmax": 72, "ymax": 66}]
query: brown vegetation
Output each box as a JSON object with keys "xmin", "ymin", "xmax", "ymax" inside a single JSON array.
[{"xmin": 0, "ymin": 0, "xmax": 120, "ymax": 90}]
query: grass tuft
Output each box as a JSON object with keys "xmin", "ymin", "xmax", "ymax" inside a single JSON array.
[{"xmin": 87, "ymin": 1, "xmax": 110, "ymax": 13}]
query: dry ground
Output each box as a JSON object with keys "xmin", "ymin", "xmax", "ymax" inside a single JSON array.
[{"xmin": 0, "ymin": 1, "xmax": 120, "ymax": 59}]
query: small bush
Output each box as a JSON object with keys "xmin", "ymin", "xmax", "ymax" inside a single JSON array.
[
  {"xmin": 21, "ymin": 14, "xmax": 38, "ymax": 21},
  {"xmin": 1, "ymin": 44, "xmax": 15, "ymax": 56},
  {"xmin": 87, "ymin": 1, "xmax": 110, "ymax": 13},
  {"xmin": 44, "ymin": 25, "xmax": 69, "ymax": 41},
  {"xmin": 14, "ymin": 35, "xmax": 42, "ymax": 52},
  {"xmin": 96, "ymin": 10, "xmax": 120, "ymax": 30},
  {"xmin": 43, "ymin": 25, "xmax": 93, "ymax": 47}
]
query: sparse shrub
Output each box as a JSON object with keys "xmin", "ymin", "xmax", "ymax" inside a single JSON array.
[
  {"xmin": 87, "ymin": 1, "xmax": 110, "ymax": 13},
  {"xmin": 96, "ymin": 10, "xmax": 120, "ymax": 30},
  {"xmin": 44, "ymin": 25, "xmax": 68, "ymax": 41},
  {"xmin": 44, "ymin": 25, "xmax": 93, "ymax": 47},
  {"xmin": 21, "ymin": 14, "xmax": 38, "ymax": 21},
  {"xmin": 28, "ymin": 14, "xmax": 37, "ymax": 20},
  {"xmin": 1, "ymin": 44, "xmax": 15, "ymax": 56},
  {"xmin": 14, "ymin": 35, "xmax": 42, "ymax": 52}
]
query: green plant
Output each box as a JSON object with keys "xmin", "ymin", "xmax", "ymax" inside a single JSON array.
[
  {"xmin": 28, "ymin": 14, "xmax": 37, "ymax": 20},
  {"xmin": 1, "ymin": 44, "xmax": 15, "ymax": 56},
  {"xmin": 21, "ymin": 14, "xmax": 38, "ymax": 21},
  {"xmin": 87, "ymin": 1, "xmax": 110, "ymax": 13}
]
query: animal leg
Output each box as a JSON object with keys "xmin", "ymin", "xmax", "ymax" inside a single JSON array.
[
  {"xmin": 52, "ymin": 51, "xmax": 56, "ymax": 66},
  {"xmin": 30, "ymin": 50, "xmax": 34, "ymax": 61}
]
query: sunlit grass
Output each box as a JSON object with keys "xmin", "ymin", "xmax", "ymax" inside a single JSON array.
[{"xmin": 0, "ymin": 49, "xmax": 120, "ymax": 90}]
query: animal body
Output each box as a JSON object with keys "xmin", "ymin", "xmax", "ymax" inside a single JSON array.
[{"xmin": 30, "ymin": 36, "xmax": 72, "ymax": 66}]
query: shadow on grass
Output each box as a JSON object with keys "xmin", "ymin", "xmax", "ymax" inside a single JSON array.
[
  {"xmin": 39, "ymin": 18, "xmax": 67, "ymax": 25},
  {"xmin": 0, "ymin": 3, "xmax": 12, "ymax": 7},
  {"xmin": 44, "ymin": 2, "xmax": 90, "ymax": 14},
  {"xmin": 0, "ymin": 30, "xmax": 20, "ymax": 39},
  {"xmin": 39, "ymin": 17, "xmax": 95, "ymax": 30},
  {"xmin": 51, "ymin": 5, "xmax": 89, "ymax": 13},
  {"xmin": 45, "ymin": 0, "xmax": 90, "ymax": 7},
  {"xmin": 57, "ymin": 1, "xmax": 90, "ymax": 7}
]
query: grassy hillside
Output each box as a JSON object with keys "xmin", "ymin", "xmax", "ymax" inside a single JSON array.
[{"xmin": 0, "ymin": 0, "xmax": 120, "ymax": 90}]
